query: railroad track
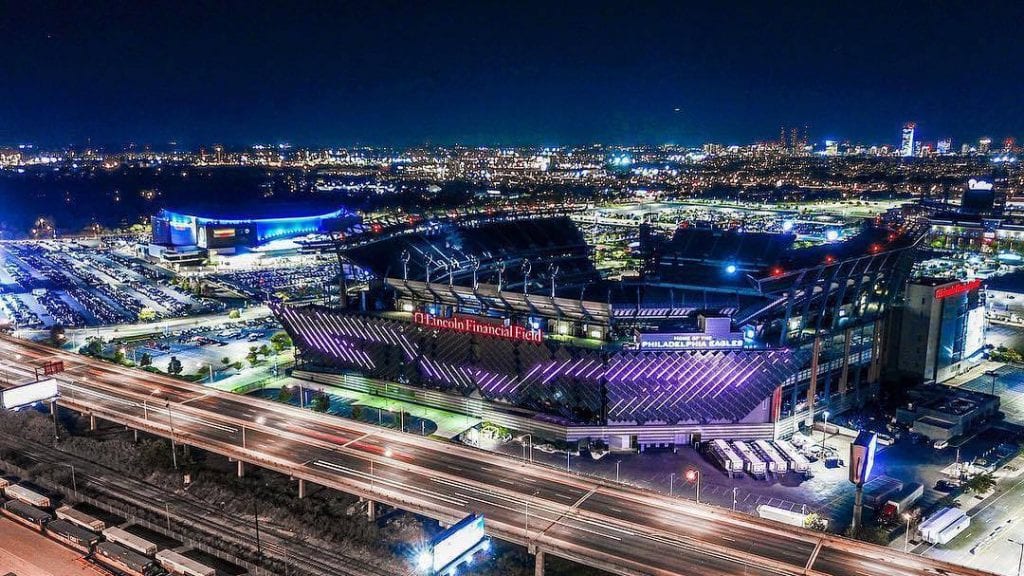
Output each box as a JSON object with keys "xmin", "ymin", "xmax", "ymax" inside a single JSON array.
[{"xmin": 0, "ymin": 431, "xmax": 399, "ymax": 576}]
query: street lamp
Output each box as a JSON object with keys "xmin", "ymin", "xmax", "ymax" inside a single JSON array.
[
  {"xmin": 732, "ymin": 487, "xmax": 738, "ymax": 512},
  {"xmin": 820, "ymin": 410, "xmax": 831, "ymax": 456},
  {"xmin": 59, "ymin": 463, "xmax": 77, "ymax": 500},
  {"xmin": 615, "ymin": 460, "xmax": 621, "ymax": 483},
  {"xmin": 986, "ymin": 370, "xmax": 999, "ymax": 395},
  {"xmin": 903, "ymin": 513, "xmax": 913, "ymax": 553},
  {"xmin": 165, "ymin": 401, "xmax": 178, "ymax": 470},
  {"xmin": 1009, "ymin": 539, "xmax": 1024, "ymax": 576},
  {"xmin": 669, "ymin": 472, "xmax": 675, "ymax": 496},
  {"xmin": 521, "ymin": 434, "xmax": 533, "ymax": 463},
  {"xmin": 684, "ymin": 468, "xmax": 700, "ymax": 504}
]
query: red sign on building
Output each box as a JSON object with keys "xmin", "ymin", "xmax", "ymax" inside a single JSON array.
[
  {"xmin": 934, "ymin": 279, "xmax": 982, "ymax": 300},
  {"xmin": 937, "ymin": 278, "xmax": 983, "ymax": 301}
]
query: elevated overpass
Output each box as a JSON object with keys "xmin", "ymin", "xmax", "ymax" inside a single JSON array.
[{"xmin": 0, "ymin": 335, "xmax": 996, "ymax": 576}]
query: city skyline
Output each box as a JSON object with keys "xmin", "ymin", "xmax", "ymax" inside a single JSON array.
[{"xmin": 3, "ymin": 1, "xmax": 1023, "ymax": 147}]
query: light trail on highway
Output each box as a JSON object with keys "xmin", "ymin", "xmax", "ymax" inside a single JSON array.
[{"xmin": 0, "ymin": 335, "xmax": 999, "ymax": 576}]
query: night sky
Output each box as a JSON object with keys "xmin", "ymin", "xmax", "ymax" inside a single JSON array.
[{"xmin": 2, "ymin": 1, "xmax": 1022, "ymax": 147}]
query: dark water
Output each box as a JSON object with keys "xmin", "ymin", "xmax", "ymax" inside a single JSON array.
[{"xmin": 0, "ymin": 165, "xmax": 475, "ymax": 237}]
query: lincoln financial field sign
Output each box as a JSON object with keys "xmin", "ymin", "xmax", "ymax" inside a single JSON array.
[{"xmin": 412, "ymin": 312, "xmax": 544, "ymax": 343}]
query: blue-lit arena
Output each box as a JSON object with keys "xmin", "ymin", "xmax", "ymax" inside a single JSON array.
[{"xmin": 151, "ymin": 206, "xmax": 354, "ymax": 251}]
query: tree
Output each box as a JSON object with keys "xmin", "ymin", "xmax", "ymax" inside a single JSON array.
[
  {"xmin": 48, "ymin": 325, "xmax": 66, "ymax": 347},
  {"xmin": 228, "ymin": 309, "xmax": 241, "ymax": 319},
  {"xmin": 85, "ymin": 339, "xmax": 103, "ymax": 357},
  {"xmin": 139, "ymin": 353, "xmax": 153, "ymax": 367},
  {"xmin": 270, "ymin": 332, "xmax": 292, "ymax": 353},
  {"xmin": 963, "ymin": 472, "xmax": 996, "ymax": 494},
  {"xmin": 311, "ymin": 392, "xmax": 330, "ymax": 413},
  {"xmin": 258, "ymin": 344, "xmax": 271, "ymax": 358},
  {"xmin": 246, "ymin": 346, "xmax": 260, "ymax": 367},
  {"xmin": 113, "ymin": 347, "xmax": 126, "ymax": 365},
  {"xmin": 278, "ymin": 386, "xmax": 295, "ymax": 404},
  {"xmin": 803, "ymin": 512, "xmax": 828, "ymax": 532},
  {"xmin": 221, "ymin": 356, "xmax": 231, "ymax": 368},
  {"xmin": 167, "ymin": 356, "xmax": 183, "ymax": 375}
]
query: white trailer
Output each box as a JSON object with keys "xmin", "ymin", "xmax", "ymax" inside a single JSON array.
[
  {"xmin": 774, "ymin": 439, "xmax": 810, "ymax": 474},
  {"xmin": 753, "ymin": 440, "xmax": 789, "ymax": 474},
  {"xmin": 733, "ymin": 441, "xmax": 768, "ymax": 478},
  {"xmin": 5, "ymin": 484, "xmax": 51, "ymax": 508},
  {"xmin": 103, "ymin": 526, "xmax": 158, "ymax": 556},
  {"xmin": 156, "ymin": 549, "xmax": 216, "ymax": 576},
  {"xmin": 756, "ymin": 504, "xmax": 827, "ymax": 530},
  {"xmin": 706, "ymin": 439, "xmax": 744, "ymax": 477},
  {"xmin": 919, "ymin": 507, "xmax": 970, "ymax": 545}
]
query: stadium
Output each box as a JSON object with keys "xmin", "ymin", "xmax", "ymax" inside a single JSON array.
[{"xmin": 274, "ymin": 212, "xmax": 924, "ymax": 446}]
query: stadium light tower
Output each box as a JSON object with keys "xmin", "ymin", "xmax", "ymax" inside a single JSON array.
[
  {"xmin": 401, "ymin": 250, "xmax": 411, "ymax": 282},
  {"xmin": 469, "ymin": 256, "xmax": 480, "ymax": 290},
  {"xmin": 496, "ymin": 261, "xmax": 506, "ymax": 292},
  {"xmin": 548, "ymin": 263, "xmax": 560, "ymax": 298},
  {"xmin": 521, "ymin": 259, "xmax": 532, "ymax": 295},
  {"xmin": 425, "ymin": 255, "xmax": 435, "ymax": 284},
  {"xmin": 448, "ymin": 258, "xmax": 459, "ymax": 286}
]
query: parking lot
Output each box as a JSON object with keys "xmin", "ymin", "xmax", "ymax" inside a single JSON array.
[
  {"xmin": 0, "ymin": 239, "xmax": 222, "ymax": 329},
  {"xmin": 113, "ymin": 318, "xmax": 285, "ymax": 381}
]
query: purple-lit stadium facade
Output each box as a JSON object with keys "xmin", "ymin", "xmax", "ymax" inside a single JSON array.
[{"xmin": 275, "ymin": 215, "xmax": 924, "ymax": 443}]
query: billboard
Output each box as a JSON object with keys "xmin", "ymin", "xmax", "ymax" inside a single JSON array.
[
  {"xmin": 1, "ymin": 379, "xmax": 59, "ymax": 410},
  {"xmin": 849, "ymin": 431, "xmax": 877, "ymax": 485},
  {"xmin": 428, "ymin": 514, "xmax": 486, "ymax": 573}
]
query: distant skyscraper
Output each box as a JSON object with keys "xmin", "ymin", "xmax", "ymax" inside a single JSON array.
[
  {"xmin": 979, "ymin": 137, "xmax": 992, "ymax": 154},
  {"xmin": 825, "ymin": 140, "xmax": 839, "ymax": 156},
  {"xmin": 900, "ymin": 123, "xmax": 916, "ymax": 157},
  {"xmin": 937, "ymin": 138, "xmax": 951, "ymax": 155}
]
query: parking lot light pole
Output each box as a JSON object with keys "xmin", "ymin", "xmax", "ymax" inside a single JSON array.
[
  {"xmin": 685, "ymin": 469, "xmax": 700, "ymax": 504},
  {"xmin": 732, "ymin": 487, "xmax": 738, "ymax": 512},
  {"xmin": 616, "ymin": 460, "xmax": 621, "ymax": 483},
  {"xmin": 669, "ymin": 473, "xmax": 675, "ymax": 496}
]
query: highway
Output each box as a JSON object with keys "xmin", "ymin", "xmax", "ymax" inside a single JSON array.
[{"xmin": 0, "ymin": 335, "xmax": 998, "ymax": 576}]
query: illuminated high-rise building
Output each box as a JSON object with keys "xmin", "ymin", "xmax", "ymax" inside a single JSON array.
[
  {"xmin": 979, "ymin": 137, "xmax": 992, "ymax": 154},
  {"xmin": 900, "ymin": 122, "xmax": 916, "ymax": 157},
  {"xmin": 936, "ymin": 138, "xmax": 951, "ymax": 155},
  {"xmin": 825, "ymin": 140, "xmax": 839, "ymax": 156}
]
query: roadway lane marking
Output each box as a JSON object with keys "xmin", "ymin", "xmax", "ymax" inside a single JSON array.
[
  {"xmin": 179, "ymin": 390, "xmax": 217, "ymax": 406},
  {"xmin": 312, "ymin": 459, "xmax": 468, "ymax": 507},
  {"xmin": 805, "ymin": 539, "xmax": 824, "ymax": 571},
  {"xmin": 341, "ymin": 431, "xmax": 375, "ymax": 448}
]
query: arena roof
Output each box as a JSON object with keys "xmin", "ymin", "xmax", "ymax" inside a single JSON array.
[{"xmin": 158, "ymin": 201, "xmax": 352, "ymax": 223}]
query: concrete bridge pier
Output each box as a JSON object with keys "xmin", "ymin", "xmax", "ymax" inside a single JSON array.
[
  {"xmin": 298, "ymin": 478, "xmax": 306, "ymax": 499},
  {"xmin": 89, "ymin": 413, "xmax": 96, "ymax": 431},
  {"xmin": 534, "ymin": 549, "xmax": 544, "ymax": 576},
  {"xmin": 237, "ymin": 460, "xmax": 246, "ymax": 477},
  {"xmin": 366, "ymin": 499, "xmax": 376, "ymax": 522}
]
